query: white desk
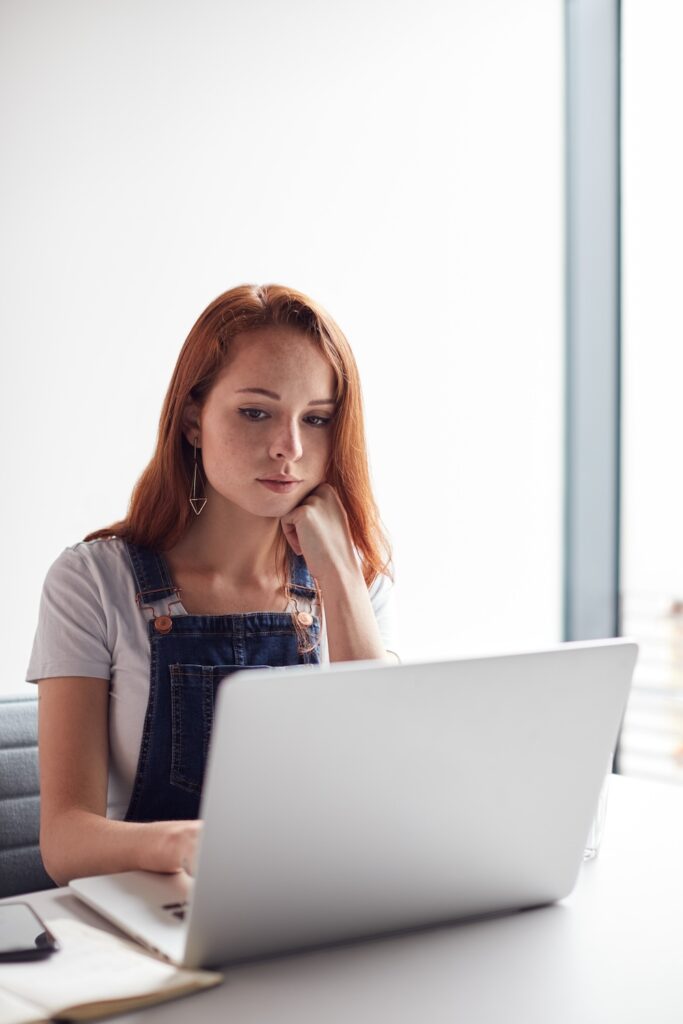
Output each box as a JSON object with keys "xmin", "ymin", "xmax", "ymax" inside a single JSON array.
[{"xmin": 5, "ymin": 776, "xmax": 683, "ymax": 1023}]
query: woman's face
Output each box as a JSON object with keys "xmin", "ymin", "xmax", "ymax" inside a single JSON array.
[{"xmin": 189, "ymin": 326, "xmax": 337, "ymax": 518}]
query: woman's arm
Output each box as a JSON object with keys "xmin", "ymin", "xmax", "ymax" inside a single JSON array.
[
  {"xmin": 38, "ymin": 677, "xmax": 201, "ymax": 885},
  {"xmin": 317, "ymin": 561, "xmax": 395, "ymax": 663},
  {"xmin": 280, "ymin": 484, "xmax": 398, "ymax": 663}
]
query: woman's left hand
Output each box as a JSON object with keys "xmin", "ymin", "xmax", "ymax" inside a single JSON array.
[{"xmin": 280, "ymin": 483, "xmax": 359, "ymax": 585}]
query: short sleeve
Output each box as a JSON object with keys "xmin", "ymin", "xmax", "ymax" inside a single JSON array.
[
  {"xmin": 368, "ymin": 570, "xmax": 399, "ymax": 659},
  {"xmin": 26, "ymin": 547, "xmax": 112, "ymax": 683}
]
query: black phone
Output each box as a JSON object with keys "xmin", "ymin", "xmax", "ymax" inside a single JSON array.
[{"xmin": 0, "ymin": 902, "xmax": 60, "ymax": 961}]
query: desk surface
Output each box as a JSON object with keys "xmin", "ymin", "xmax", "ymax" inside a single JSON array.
[{"xmin": 5, "ymin": 776, "xmax": 683, "ymax": 1023}]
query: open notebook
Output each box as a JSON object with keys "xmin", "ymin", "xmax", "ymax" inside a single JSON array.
[{"xmin": 0, "ymin": 917, "xmax": 221, "ymax": 1024}]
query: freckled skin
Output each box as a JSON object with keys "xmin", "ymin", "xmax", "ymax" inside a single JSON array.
[{"xmin": 195, "ymin": 327, "xmax": 336, "ymax": 519}]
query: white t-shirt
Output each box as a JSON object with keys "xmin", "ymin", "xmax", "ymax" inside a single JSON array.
[{"xmin": 26, "ymin": 537, "xmax": 398, "ymax": 820}]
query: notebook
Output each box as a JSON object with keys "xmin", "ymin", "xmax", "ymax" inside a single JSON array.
[{"xmin": 70, "ymin": 638, "xmax": 637, "ymax": 968}]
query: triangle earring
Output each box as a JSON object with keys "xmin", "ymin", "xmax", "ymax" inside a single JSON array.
[{"xmin": 189, "ymin": 437, "xmax": 207, "ymax": 515}]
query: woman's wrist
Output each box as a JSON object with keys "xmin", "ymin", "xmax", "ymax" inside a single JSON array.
[
  {"xmin": 315, "ymin": 556, "xmax": 365, "ymax": 595},
  {"xmin": 137, "ymin": 818, "xmax": 202, "ymax": 874}
]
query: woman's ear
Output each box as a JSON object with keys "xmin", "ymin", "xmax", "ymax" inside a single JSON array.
[{"xmin": 181, "ymin": 401, "xmax": 202, "ymax": 446}]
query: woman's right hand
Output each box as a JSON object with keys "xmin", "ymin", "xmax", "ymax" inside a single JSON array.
[
  {"xmin": 146, "ymin": 819, "xmax": 204, "ymax": 876},
  {"xmin": 38, "ymin": 677, "xmax": 206, "ymax": 884}
]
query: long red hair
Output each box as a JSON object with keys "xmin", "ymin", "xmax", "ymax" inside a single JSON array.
[{"xmin": 86, "ymin": 284, "xmax": 392, "ymax": 592}]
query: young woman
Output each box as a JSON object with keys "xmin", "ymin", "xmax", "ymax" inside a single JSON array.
[{"xmin": 27, "ymin": 284, "xmax": 397, "ymax": 885}]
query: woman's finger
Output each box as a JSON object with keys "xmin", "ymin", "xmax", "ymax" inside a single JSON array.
[{"xmin": 281, "ymin": 519, "xmax": 303, "ymax": 556}]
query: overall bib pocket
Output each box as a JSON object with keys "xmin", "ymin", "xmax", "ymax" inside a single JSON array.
[
  {"xmin": 169, "ymin": 663, "xmax": 271, "ymax": 793},
  {"xmin": 125, "ymin": 541, "xmax": 319, "ymax": 822}
]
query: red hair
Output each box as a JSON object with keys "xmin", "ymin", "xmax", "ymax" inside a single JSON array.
[{"xmin": 86, "ymin": 284, "xmax": 392, "ymax": 595}]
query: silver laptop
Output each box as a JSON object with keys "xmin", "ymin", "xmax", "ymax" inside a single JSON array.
[{"xmin": 69, "ymin": 638, "xmax": 637, "ymax": 968}]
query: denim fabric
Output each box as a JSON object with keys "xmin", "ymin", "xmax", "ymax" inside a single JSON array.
[{"xmin": 124, "ymin": 542, "xmax": 320, "ymax": 822}]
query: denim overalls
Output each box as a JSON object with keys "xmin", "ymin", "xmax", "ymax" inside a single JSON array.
[{"xmin": 123, "ymin": 541, "xmax": 320, "ymax": 823}]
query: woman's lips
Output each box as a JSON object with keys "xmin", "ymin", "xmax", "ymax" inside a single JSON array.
[{"xmin": 257, "ymin": 479, "xmax": 302, "ymax": 494}]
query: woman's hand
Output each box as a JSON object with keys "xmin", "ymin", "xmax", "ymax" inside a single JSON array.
[
  {"xmin": 281, "ymin": 483, "xmax": 391, "ymax": 663},
  {"xmin": 280, "ymin": 483, "xmax": 359, "ymax": 586},
  {"xmin": 144, "ymin": 819, "xmax": 204, "ymax": 876}
]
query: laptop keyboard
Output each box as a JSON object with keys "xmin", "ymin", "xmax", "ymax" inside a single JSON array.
[{"xmin": 162, "ymin": 901, "xmax": 189, "ymax": 921}]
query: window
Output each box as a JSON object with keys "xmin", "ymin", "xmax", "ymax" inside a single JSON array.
[{"xmin": 619, "ymin": 0, "xmax": 683, "ymax": 782}]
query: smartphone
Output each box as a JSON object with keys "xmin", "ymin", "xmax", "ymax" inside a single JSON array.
[{"xmin": 0, "ymin": 902, "xmax": 59, "ymax": 961}]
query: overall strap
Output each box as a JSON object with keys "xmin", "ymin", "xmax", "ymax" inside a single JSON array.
[
  {"xmin": 289, "ymin": 552, "xmax": 318, "ymax": 599},
  {"xmin": 125, "ymin": 541, "xmax": 179, "ymax": 609}
]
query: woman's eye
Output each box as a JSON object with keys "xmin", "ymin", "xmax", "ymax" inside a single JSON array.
[
  {"xmin": 304, "ymin": 415, "xmax": 332, "ymax": 428},
  {"xmin": 239, "ymin": 408, "xmax": 269, "ymax": 421}
]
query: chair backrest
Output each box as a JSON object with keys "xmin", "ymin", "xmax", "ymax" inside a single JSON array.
[{"xmin": 0, "ymin": 695, "xmax": 56, "ymax": 897}]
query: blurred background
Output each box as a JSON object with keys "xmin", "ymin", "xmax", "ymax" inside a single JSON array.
[{"xmin": 0, "ymin": 0, "xmax": 680, "ymax": 783}]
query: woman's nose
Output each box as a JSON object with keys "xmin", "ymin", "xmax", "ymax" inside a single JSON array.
[{"xmin": 269, "ymin": 421, "xmax": 303, "ymax": 461}]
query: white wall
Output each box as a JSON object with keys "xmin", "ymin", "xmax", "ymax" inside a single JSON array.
[{"xmin": 0, "ymin": 0, "xmax": 563, "ymax": 694}]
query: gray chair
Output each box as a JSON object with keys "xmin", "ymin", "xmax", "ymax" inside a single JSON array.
[{"xmin": 0, "ymin": 695, "xmax": 56, "ymax": 898}]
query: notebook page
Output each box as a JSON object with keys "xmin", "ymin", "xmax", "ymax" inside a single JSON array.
[{"xmin": 0, "ymin": 918, "xmax": 222, "ymax": 1023}]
